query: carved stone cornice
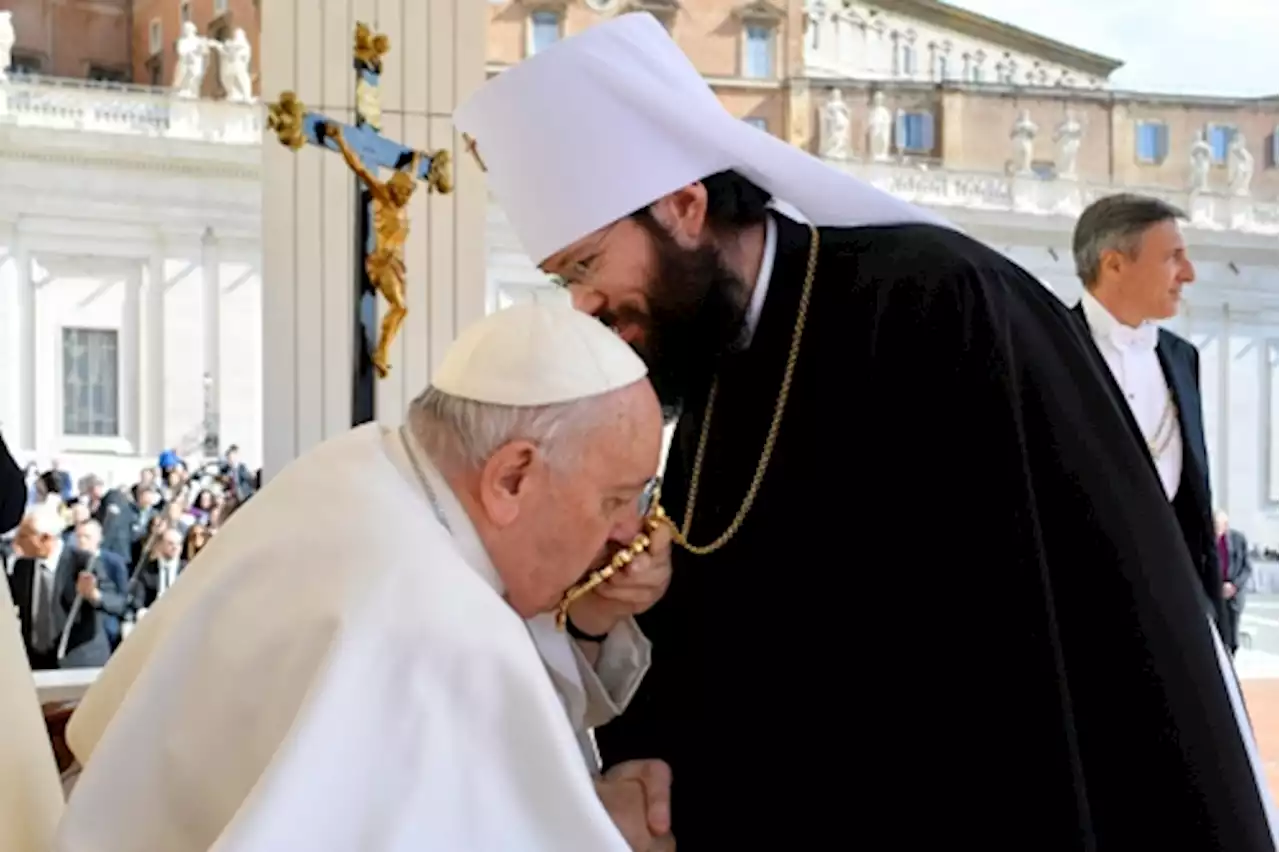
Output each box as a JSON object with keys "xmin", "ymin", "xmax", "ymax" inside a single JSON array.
[
  {"xmin": 516, "ymin": 0, "xmax": 570, "ymax": 10},
  {"xmin": 29, "ymin": 253, "xmax": 141, "ymax": 281},
  {"xmin": 0, "ymin": 143, "xmax": 260, "ymax": 180},
  {"xmin": 736, "ymin": 0, "xmax": 784, "ymax": 23},
  {"xmin": 870, "ymin": 0, "xmax": 1122, "ymax": 78},
  {"xmin": 620, "ymin": 0, "xmax": 679, "ymax": 16}
]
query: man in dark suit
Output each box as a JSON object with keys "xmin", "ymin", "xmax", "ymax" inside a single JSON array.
[
  {"xmin": 7, "ymin": 504, "xmax": 89, "ymax": 670},
  {"xmin": 72, "ymin": 519, "xmax": 132, "ymax": 650},
  {"xmin": 52, "ymin": 519, "xmax": 128, "ymax": 669},
  {"xmin": 1215, "ymin": 510, "xmax": 1253, "ymax": 655},
  {"xmin": 129, "ymin": 526, "xmax": 186, "ymax": 612},
  {"xmin": 220, "ymin": 444, "xmax": 256, "ymax": 502},
  {"xmin": 1070, "ymin": 193, "xmax": 1223, "ymax": 639},
  {"xmin": 87, "ymin": 476, "xmax": 140, "ymax": 563}
]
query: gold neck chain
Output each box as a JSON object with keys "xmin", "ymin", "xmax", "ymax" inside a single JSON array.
[
  {"xmin": 1147, "ymin": 391, "xmax": 1178, "ymax": 459},
  {"xmin": 671, "ymin": 224, "xmax": 820, "ymax": 556}
]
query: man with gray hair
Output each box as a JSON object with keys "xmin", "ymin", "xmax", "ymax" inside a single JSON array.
[
  {"xmin": 1070, "ymin": 194, "xmax": 1275, "ymax": 836},
  {"xmin": 1070, "ymin": 193, "xmax": 1221, "ymax": 637},
  {"xmin": 55, "ymin": 301, "xmax": 674, "ymax": 851}
]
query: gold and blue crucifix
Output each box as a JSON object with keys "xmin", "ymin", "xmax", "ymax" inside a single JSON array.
[{"xmin": 266, "ymin": 22, "xmax": 452, "ymax": 426}]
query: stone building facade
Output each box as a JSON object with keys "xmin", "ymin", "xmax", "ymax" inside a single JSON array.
[
  {"xmin": 128, "ymin": 0, "xmax": 259, "ymax": 95},
  {"xmin": 3, "ymin": 0, "xmax": 259, "ymax": 96},
  {"xmin": 2, "ymin": 0, "xmax": 1278, "ymax": 546},
  {"xmin": 488, "ymin": 0, "xmax": 795, "ymax": 134},
  {"xmin": 2, "ymin": 0, "xmax": 132, "ymax": 80}
]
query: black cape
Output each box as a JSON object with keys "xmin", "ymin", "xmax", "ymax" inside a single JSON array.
[
  {"xmin": 596, "ymin": 214, "xmax": 1274, "ymax": 850},
  {"xmin": 0, "ymin": 430, "xmax": 24, "ymax": 534}
]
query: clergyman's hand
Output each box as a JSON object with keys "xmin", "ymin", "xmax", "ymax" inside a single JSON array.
[
  {"xmin": 604, "ymin": 759, "xmax": 671, "ymax": 837},
  {"xmin": 323, "ymin": 122, "xmax": 340, "ymax": 138},
  {"xmin": 596, "ymin": 773, "xmax": 650, "ymax": 850},
  {"xmin": 569, "ymin": 522, "xmax": 673, "ymax": 637},
  {"xmin": 595, "ymin": 759, "xmax": 673, "ymax": 851}
]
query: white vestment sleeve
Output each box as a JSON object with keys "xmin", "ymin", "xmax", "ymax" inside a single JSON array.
[
  {"xmin": 204, "ymin": 629, "xmax": 631, "ymax": 852},
  {"xmin": 54, "ymin": 427, "xmax": 634, "ymax": 852},
  {"xmin": 574, "ymin": 616, "xmax": 652, "ymax": 730}
]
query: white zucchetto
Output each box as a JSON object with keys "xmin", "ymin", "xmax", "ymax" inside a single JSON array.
[
  {"xmin": 453, "ymin": 12, "xmax": 949, "ymax": 265},
  {"xmin": 431, "ymin": 300, "xmax": 648, "ymax": 406}
]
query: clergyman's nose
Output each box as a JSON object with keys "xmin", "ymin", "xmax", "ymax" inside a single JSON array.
[{"xmin": 568, "ymin": 285, "xmax": 604, "ymax": 316}]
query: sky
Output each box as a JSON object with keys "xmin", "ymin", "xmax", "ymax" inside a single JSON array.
[{"xmin": 948, "ymin": 0, "xmax": 1279, "ymax": 97}]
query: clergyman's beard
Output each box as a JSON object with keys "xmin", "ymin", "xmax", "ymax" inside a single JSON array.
[{"xmin": 601, "ymin": 218, "xmax": 749, "ymax": 421}]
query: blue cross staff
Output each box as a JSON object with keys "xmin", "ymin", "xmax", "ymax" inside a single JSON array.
[{"xmin": 265, "ymin": 21, "xmax": 452, "ymax": 426}]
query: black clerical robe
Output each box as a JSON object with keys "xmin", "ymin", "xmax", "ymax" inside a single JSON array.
[
  {"xmin": 0, "ymin": 429, "xmax": 24, "ymax": 534},
  {"xmin": 596, "ymin": 214, "xmax": 1274, "ymax": 850}
]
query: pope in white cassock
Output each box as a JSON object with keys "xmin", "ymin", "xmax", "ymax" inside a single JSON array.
[{"xmin": 53, "ymin": 301, "xmax": 676, "ymax": 851}]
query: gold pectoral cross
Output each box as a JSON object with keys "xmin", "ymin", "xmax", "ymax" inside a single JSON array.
[{"xmin": 462, "ymin": 132, "xmax": 488, "ymax": 172}]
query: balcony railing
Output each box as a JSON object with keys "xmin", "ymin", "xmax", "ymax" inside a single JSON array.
[
  {"xmin": 0, "ymin": 74, "xmax": 262, "ymax": 145},
  {"xmin": 831, "ymin": 159, "xmax": 1279, "ymax": 235}
]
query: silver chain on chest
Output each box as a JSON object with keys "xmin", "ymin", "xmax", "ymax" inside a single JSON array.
[{"xmin": 398, "ymin": 425, "xmax": 452, "ymax": 534}]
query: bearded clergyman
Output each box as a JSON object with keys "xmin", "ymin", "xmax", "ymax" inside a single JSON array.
[{"xmin": 453, "ymin": 13, "xmax": 1277, "ymax": 850}]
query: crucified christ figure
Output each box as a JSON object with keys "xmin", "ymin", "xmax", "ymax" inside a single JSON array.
[{"xmin": 324, "ymin": 121, "xmax": 419, "ymax": 379}]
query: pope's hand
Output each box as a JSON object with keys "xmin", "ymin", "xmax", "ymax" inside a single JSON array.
[
  {"xmin": 569, "ymin": 522, "xmax": 673, "ymax": 637},
  {"xmin": 595, "ymin": 759, "xmax": 673, "ymax": 851}
]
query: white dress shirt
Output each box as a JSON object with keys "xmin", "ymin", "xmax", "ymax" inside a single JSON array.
[
  {"xmin": 1080, "ymin": 290, "xmax": 1182, "ymax": 499},
  {"xmin": 157, "ymin": 557, "xmax": 181, "ymax": 596},
  {"xmin": 741, "ymin": 212, "xmax": 779, "ymax": 347}
]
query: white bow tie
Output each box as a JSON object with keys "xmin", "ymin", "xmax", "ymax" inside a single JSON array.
[{"xmin": 1108, "ymin": 321, "xmax": 1158, "ymax": 352}]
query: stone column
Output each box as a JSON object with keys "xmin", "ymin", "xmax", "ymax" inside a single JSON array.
[
  {"xmin": 120, "ymin": 266, "xmax": 142, "ymax": 454},
  {"xmin": 140, "ymin": 252, "xmax": 166, "ymax": 458},
  {"xmin": 260, "ymin": 0, "xmax": 489, "ymax": 479},
  {"xmin": 1216, "ymin": 304, "xmax": 1231, "ymax": 505},
  {"xmin": 0, "ymin": 226, "xmax": 34, "ymax": 449},
  {"xmin": 200, "ymin": 229, "xmax": 221, "ymax": 457}
]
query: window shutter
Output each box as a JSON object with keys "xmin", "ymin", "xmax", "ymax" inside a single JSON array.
[
  {"xmin": 1156, "ymin": 123, "xmax": 1169, "ymax": 163},
  {"xmin": 895, "ymin": 110, "xmax": 906, "ymax": 150},
  {"xmin": 921, "ymin": 112, "xmax": 936, "ymax": 153}
]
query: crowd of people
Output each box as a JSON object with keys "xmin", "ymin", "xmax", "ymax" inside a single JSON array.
[{"xmin": 2, "ymin": 446, "xmax": 260, "ymax": 671}]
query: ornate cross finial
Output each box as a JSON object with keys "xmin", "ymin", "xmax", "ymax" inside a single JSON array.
[
  {"xmin": 461, "ymin": 132, "xmax": 488, "ymax": 172},
  {"xmin": 353, "ymin": 22, "xmax": 390, "ymax": 72},
  {"xmin": 266, "ymin": 91, "xmax": 307, "ymax": 150}
]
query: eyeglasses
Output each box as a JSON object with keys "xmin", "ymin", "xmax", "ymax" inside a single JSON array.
[
  {"xmin": 547, "ymin": 222, "xmax": 622, "ymax": 291},
  {"xmin": 637, "ymin": 476, "xmax": 661, "ymax": 517}
]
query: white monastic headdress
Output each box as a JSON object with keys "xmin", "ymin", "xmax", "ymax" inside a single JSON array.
[
  {"xmin": 431, "ymin": 300, "xmax": 648, "ymax": 406},
  {"xmin": 453, "ymin": 12, "xmax": 949, "ymax": 265}
]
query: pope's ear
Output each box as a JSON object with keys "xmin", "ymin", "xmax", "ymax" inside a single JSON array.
[
  {"xmin": 477, "ymin": 440, "xmax": 540, "ymax": 526},
  {"xmin": 648, "ymin": 183, "xmax": 708, "ymax": 249}
]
